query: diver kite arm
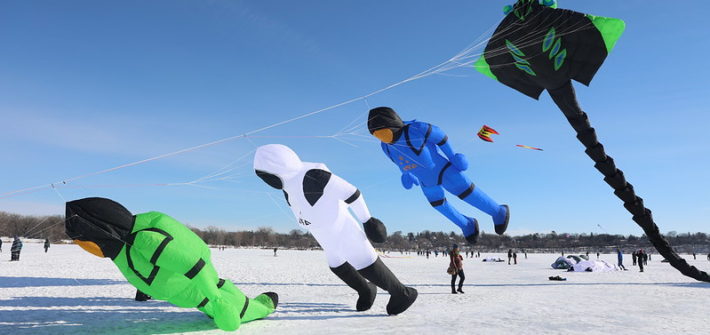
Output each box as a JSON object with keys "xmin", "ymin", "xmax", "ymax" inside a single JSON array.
[
  {"xmin": 429, "ymin": 124, "xmax": 469, "ymax": 171},
  {"xmin": 401, "ymin": 172, "xmax": 419, "ymax": 189},
  {"xmin": 347, "ymin": 195, "xmax": 388, "ymax": 243},
  {"xmin": 329, "ymin": 174, "xmax": 372, "ymax": 222},
  {"xmin": 328, "ymin": 174, "xmax": 388, "ymax": 242}
]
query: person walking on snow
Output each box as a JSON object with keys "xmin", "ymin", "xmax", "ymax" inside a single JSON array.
[
  {"xmin": 449, "ymin": 244, "xmax": 465, "ymax": 294},
  {"xmin": 254, "ymin": 144, "xmax": 417, "ymax": 315},
  {"xmin": 44, "ymin": 238, "xmax": 50, "ymax": 253},
  {"xmin": 617, "ymin": 249, "xmax": 627, "ymax": 270}
]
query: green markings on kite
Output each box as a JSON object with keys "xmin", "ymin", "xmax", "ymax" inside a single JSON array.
[
  {"xmin": 549, "ymin": 38, "xmax": 562, "ymax": 58},
  {"xmin": 542, "ymin": 27, "xmax": 567, "ymax": 71},
  {"xmin": 513, "ymin": 1, "xmax": 534, "ymax": 21},
  {"xmin": 553, "ymin": 49, "xmax": 567, "ymax": 71},
  {"xmin": 542, "ymin": 27, "xmax": 556, "ymax": 52},
  {"xmin": 505, "ymin": 40, "xmax": 524, "ymax": 57},
  {"xmin": 506, "ymin": 39, "xmax": 536, "ymax": 76}
]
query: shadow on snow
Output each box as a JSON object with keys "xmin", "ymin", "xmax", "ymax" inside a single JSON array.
[{"xmin": 0, "ymin": 276, "xmax": 125, "ymax": 288}]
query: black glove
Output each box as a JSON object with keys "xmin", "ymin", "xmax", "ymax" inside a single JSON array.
[{"xmin": 363, "ymin": 217, "xmax": 387, "ymax": 243}]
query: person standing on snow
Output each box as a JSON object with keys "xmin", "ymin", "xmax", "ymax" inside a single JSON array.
[
  {"xmin": 10, "ymin": 236, "xmax": 22, "ymax": 261},
  {"xmin": 508, "ymin": 249, "xmax": 513, "ymax": 265},
  {"xmin": 254, "ymin": 144, "xmax": 417, "ymax": 315},
  {"xmin": 44, "ymin": 238, "xmax": 50, "ymax": 253},
  {"xmin": 449, "ymin": 244, "xmax": 465, "ymax": 294}
]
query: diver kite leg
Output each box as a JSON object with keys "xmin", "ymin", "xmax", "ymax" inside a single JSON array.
[
  {"xmin": 440, "ymin": 168, "xmax": 509, "ymax": 235},
  {"xmin": 331, "ymin": 262, "xmax": 378, "ymax": 311},
  {"xmin": 357, "ymin": 257, "xmax": 418, "ymax": 315},
  {"xmin": 322, "ymin": 231, "xmax": 378, "ymax": 312},
  {"xmin": 421, "ymin": 185, "xmax": 480, "ymax": 243},
  {"xmin": 219, "ymin": 279, "xmax": 278, "ymax": 321},
  {"xmin": 198, "ymin": 279, "xmax": 279, "ymax": 329}
]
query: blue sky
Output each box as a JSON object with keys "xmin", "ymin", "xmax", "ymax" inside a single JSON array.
[{"xmin": 1, "ymin": 0, "xmax": 708, "ymax": 236}]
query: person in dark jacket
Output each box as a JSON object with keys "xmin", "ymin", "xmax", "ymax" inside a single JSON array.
[
  {"xmin": 449, "ymin": 244, "xmax": 465, "ymax": 294},
  {"xmin": 10, "ymin": 236, "xmax": 22, "ymax": 261},
  {"xmin": 632, "ymin": 251, "xmax": 637, "ymax": 266},
  {"xmin": 637, "ymin": 250, "xmax": 645, "ymax": 272},
  {"xmin": 507, "ymin": 249, "xmax": 513, "ymax": 265},
  {"xmin": 513, "ymin": 251, "xmax": 518, "ymax": 265},
  {"xmin": 0, "ymin": 238, "xmax": 3, "ymax": 253},
  {"xmin": 44, "ymin": 238, "xmax": 50, "ymax": 253}
]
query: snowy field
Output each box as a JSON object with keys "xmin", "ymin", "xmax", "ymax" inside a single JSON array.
[{"xmin": 1, "ymin": 244, "xmax": 709, "ymax": 335}]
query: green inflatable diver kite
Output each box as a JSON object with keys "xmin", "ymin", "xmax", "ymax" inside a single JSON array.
[{"xmin": 65, "ymin": 197, "xmax": 278, "ymax": 331}]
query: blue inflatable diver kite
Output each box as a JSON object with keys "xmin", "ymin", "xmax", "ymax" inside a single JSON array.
[{"xmin": 368, "ymin": 107, "xmax": 509, "ymax": 243}]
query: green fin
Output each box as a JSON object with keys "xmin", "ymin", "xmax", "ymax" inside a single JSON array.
[
  {"xmin": 474, "ymin": 56, "xmax": 498, "ymax": 81},
  {"xmin": 586, "ymin": 15, "xmax": 626, "ymax": 53}
]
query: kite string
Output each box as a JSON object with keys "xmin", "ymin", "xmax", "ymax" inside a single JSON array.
[{"xmin": 0, "ymin": 9, "xmax": 535, "ymax": 200}]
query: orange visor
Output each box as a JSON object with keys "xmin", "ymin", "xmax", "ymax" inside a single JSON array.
[
  {"xmin": 373, "ymin": 128, "xmax": 394, "ymax": 143},
  {"xmin": 74, "ymin": 240, "xmax": 105, "ymax": 258}
]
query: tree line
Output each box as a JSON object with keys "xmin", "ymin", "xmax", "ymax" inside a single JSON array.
[{"xmin": 1, "ymin": 211, "xmax": 708, "ymax": 253}]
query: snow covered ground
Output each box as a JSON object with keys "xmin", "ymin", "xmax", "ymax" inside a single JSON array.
[{"xmin": 1, "ymin": 244, "xmax": 709, "ymax": 335}]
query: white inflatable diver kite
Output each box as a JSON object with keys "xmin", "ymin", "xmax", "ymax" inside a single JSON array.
[{"xmin": 253, "ymin": 144, "xmax": 417, "ymax": 315}]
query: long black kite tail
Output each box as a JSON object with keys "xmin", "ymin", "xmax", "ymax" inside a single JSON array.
[{"xmin": 549, "ymin": 80, "xmax": 710, "ymax": 282}]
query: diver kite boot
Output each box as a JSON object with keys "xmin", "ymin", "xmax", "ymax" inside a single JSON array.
[
  {"xmin": 494, "ymin": 205, "xmax": 510, "ymax": 235},
  {"xmin": 331, "ymin": 262, "xmax": 378, "ymax": 311},
  {"xmin": 463, "ymin": 217, "xmax": 480, "ymax": 245},
  {"xmin": 134, "ymin": 290, "xmax": 152, "ymax": 301},
  {"xmin": 358, "ymin": 257, "xmax": 417, "ymax": 315},
  {"xmin": 256, "ymin": 292, "xmax": 279, "ymax": 309}
]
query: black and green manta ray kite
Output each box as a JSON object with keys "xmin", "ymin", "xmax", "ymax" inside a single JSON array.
[{"xmin": 476, "ymin": 0, "xmax": 710, "ymax": 282}]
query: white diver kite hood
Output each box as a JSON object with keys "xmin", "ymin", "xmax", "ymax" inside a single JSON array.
[{"xmin": 254, "ymin": 144, "xmax": 310, "ymax": 186}]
